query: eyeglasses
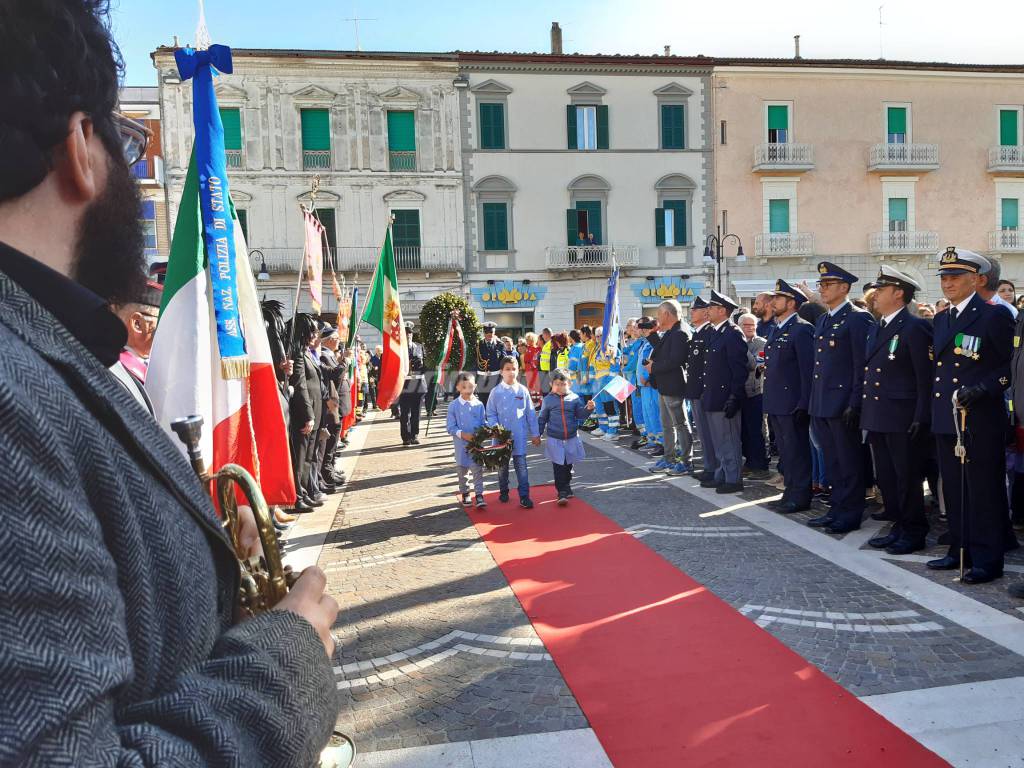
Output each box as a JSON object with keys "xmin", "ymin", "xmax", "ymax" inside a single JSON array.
[
  {"xmin": 816, "ymin": 279, "xmax": 841, "ymax": 289},
  {"xmin": 111, "ymin": 112, "xmax": 151, "ymax": 168}
]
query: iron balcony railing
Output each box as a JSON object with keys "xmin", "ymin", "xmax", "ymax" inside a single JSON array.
[
  {"xmin": 545, "ymin": 244, "xmax": 640, "ymax": 270},
  {"xmin": 225, "ymin": 149, "xmax": 243, "ymax": 168},
  {"xmin": 868, "ymin": 143, "xmax": 939, "ymax": 169},
  {"xmin": 754, "ymin": 232, "xmax": 814, "ymax": 258},
  {"xmin": 868, "ymin": 230, "xmax": 939, "ymax": 254},
  {"xmin": 302, "ymin": 150, "xmax": 332, "ymax": 170},
  {"xmin": 388, "ymin": 151, "xmax": 417, "ymax": 172},
  {"xmin": 753, "ymin": 143, "xmax": 815, "ymax": 170},
  {"xmin": 249, "ymin": 245, "xmax": 465, "ymax": 274},
  {"xmin": 990, "ymin": 229, "xmax": 1024, "ymax": 251},
  {"xmin": 989, "ymin": 146, "xmax": 1024, "ymax": 171}
]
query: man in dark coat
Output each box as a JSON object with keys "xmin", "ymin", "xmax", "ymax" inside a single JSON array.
[
  {"xmin": 763, "ymin": 280, "xmax": 815, "ymax": 513},
  {"xmin": 477, "ymin": 321, "xmax": 503, "ymax": 401},
  {"xmin": 928, "ymin": 248, "xmax": 1016, "ymax": 583},
  {"xmin": 400, "ymin": 322, "xmax": 427, "ymax": 445},
  {"xmin": 808, "ymin": 261, "xmax": 876, "ymax": 533},
  {"xmin": 700, "ymin": 290, "xmax": 749, "ymax": 493},
  {"xmin": 0, "ymin": 4, "xmax": 339, "ymax": 764},
  {"xmin": 686, "ymin": 296, "xmax": 714, "ymax": 475},
  {"xmin": 646, "ymin": 299, "xmax": 693, "ymax": 473},
  {"xmin": 861, "ymin": 266, "xmax": 934, "ymax": 554},
  {"xmin": 289, "ymin": 315, "xmax": 325, "ymax": 510}
]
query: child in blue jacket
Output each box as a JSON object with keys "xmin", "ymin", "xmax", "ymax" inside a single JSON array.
[
  {"xmin": 538, "ymin": 369, "xmax": 595, "ymax": 505},
  {"xmin": 446, "ymin": 372, "xmax": 487, "ymax": 508},
  {"xmin": 486, "ymin": 356, "xmax": 541, "ymax": 508}
]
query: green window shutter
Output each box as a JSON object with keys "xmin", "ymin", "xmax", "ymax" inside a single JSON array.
[
  {"xmin": 665, "ymin": 200, "xmax": 687, "ymax": 245},
  {"xmin": 566, "ymin": 106, "xmax": 578, "ymax": 150},
  {"xmin": 1000, "ymin": 110, "xmax": 1019, "ymax": 147},
  {"xmin": 315, "ymin": 208, "xmax": 336, "ymax": 248},
  {"xmin": 567, "ymin": 209, "xmax": 579, "ymax": 245},
  {"xmin": 655, "ymin": 208, "xmax": 666, "ymax": 246},
  {"xmin": 386, "ymin": 111, "xmax": 416, "ymax": 151},
  {"xmin": 392, "ymin": 209, "xmax": 421, "ymax": 247},
  {"xmin": 482, "ymin": 202, "xmax": 508, "ymax": 250},
  {"xmin": 576, "ymin": 200, "xmax": 602, "ymax": 243},
  {"xmin": 220, "ymin": 108, "xmax": 242, "ymax": 151},
  {"xmin": 888, "ymin": 198, "xmax": 908, "ymax": 223},
  {"xmin": 1002, "ymin": 198, "xmax": 1019, "ymax": 229},
  {"xmin": 768, "ymin": 199, "xmax": 790, "ymax": 233},
  {"xmin": 767, "ymin": 105, "xmax": 788, "ymax": 131},
  {"xmin": 300, "ymin": 109, "xmax": 330, "ymax": 151},
  {"xmin": 236, "ymin": 209, "xmax": 248, "ymax": 241},
  {"xmin": 479, "ymin": 103, "xmax": 505, "ymax": 149},
  {"xmin": 661, "ymin": 105, "xmax": 685, "ymax": 149},
  {"xmin": 596, "ymin": 105, "xmax": 609, "ymax": 149},
  {"xmin": 887, "ymin": 107, "xmax": 907, "ymax": 135}
]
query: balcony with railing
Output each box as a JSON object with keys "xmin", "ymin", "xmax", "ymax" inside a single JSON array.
[
  {"xmin": 869, "ymin": 230, "xmax": 939, "ymax": 254},
  {"xmin": 990, "ymin": 229, "xmax": 1024, "ymax": 252},
  {"xmin": 752, "ymin": 143, "xmax": 815, "ymax": 172},
  {"xmin": 754, "ymin": 232, "xmax": 814, "ymax": 258},
  {"xmin": 302, "ymin": 150, "xmax": 331, "ymax": 170},
  {"xmin": 868, "ymin": 143, "xmax": 939, "ymax": 171},
  {"xmin": 388, "ymin": 151, "xmax": 417, "ymax": 172},
  {"xmin": 545, "ymin": 245, "xmax": 640, "ymax": 271},
  {"xmin": 988, "ymin": 146, "xmax": 1024, "ymax": 173},
  {"xmin": 249, "ymin": 245, "xmax": 464, "ymax": 274},
  {"xmin": 225, "ymin": 149, "xmax": 243, "ymax": 169},
  {"xmin": 130, "ymin": 156, "xmax": 164, "ymax": 183}
]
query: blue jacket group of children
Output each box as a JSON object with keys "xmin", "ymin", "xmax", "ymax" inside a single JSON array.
[{"xmin": 446, "ymin": 356, "xmax": 594, "ymax": 508}]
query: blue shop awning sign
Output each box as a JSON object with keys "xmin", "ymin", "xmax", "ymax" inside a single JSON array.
[
  {"xmin": 472, "ymin": 280, "xmax": 548, "ymax": 309},
  {"xmin": 631, "ymin": 277, "xmax": 705, "ymax": 305}
]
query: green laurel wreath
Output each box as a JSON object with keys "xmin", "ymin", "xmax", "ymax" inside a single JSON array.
[{"xmin": 467, "ymin": 425, "xmax": 514, "ymax": 470}]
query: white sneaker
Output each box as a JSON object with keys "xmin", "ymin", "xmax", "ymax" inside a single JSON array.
[
  {"xmin": 602, "ymin": 432, "xmax": 616, "ymax": 441},
  {"xmin": 591, "ymin": 428, "xmax": 605, "ymax": 437}
]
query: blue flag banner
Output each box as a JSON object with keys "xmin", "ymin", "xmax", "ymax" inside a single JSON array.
[
  {"xmin": 600, "ymin": 265, "xmax": 621, "ymax": 360},
  {"xmin": 175, "ymin": 44, "xmax": 248, "ymax": 379}
]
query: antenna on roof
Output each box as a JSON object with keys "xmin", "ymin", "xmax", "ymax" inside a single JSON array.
[
  {"xmin": 345, "ymin": 1, "xmax": 377, "ymax": 51},
  {"xmin": 878, "ymin": 5, "xmax": 885, "ymax": 59}
]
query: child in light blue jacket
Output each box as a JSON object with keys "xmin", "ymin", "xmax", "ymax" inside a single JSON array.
[
  {"xmin": 538, "ymin": 369, "xmax": 595, "ymax": 505},
  {"xmin": 485, "ymin": 356, "xmax": 540, "ymax": 508},
  {"xmin": 446, "ymin": 373, "xmax": 487, "ymax": 508}
]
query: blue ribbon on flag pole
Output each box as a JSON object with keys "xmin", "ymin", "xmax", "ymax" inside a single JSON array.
[
  {"xmin": 175, "ymin": 44, "xmax": 248, "ymax": 379},
  {"xmin": 600, "ymin": 264, "xmax": 621, "ymax": 358}
]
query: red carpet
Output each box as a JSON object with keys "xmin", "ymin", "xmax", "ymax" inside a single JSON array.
[{"xmin": 468, "ymin": 485, "xmax": 947, "ymax": 767}]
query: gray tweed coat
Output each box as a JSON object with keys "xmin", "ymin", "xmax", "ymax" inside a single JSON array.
[{"xmin": 0, "ymin": 270, "xmax": 340, "ymax": 767}]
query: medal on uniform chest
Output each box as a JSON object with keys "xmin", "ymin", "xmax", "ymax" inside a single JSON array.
[
  {"xmin": 887, "ymin": 334, "xmax": 899, "ymax": 361},
  {"xmin": 955, "ymin": 333, "xmax": 981, "ymax": 360},
  {"xmin": 829, "ymin": 338, "xmax": 836, "ymax": 347},
  {"xmin": 954, "ymin": 333, "xmax": 963, "ymax": 356}
]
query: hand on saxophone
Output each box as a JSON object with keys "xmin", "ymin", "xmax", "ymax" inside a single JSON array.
[{"xmin": 275, "ymin": 567, "xmax": 340, "ymax": 656}]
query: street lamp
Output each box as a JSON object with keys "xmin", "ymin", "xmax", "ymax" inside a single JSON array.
[
  {"xmin": 703, "ymin": 227, "xmax": 744, "ymax": 292},
  {"xmin": 250, "ymin": 248, "xmax": 270, "ymax": 282}
]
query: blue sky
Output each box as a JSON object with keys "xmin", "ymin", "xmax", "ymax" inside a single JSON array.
[{"xmin": 113, "ymin": 0, "xmax": 1024, "ymax": 86}]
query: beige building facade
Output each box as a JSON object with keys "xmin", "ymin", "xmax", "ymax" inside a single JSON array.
[{"xmin": 711, "ymin": 60, "xmax": 1024, "ymax": 302}]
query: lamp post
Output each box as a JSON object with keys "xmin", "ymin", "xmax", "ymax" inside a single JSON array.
[
  {"xmin": 703, "ymin": 226, "xmax": 744, "ymax": 293},
  {"xmin": 250, "ymin": 248, "xmax": 270, "ymax": 282}
]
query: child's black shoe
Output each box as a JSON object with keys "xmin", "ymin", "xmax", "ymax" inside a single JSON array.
[
  {"xmin": 475, "ymin": 495, "xmax": 487, "ymax": 509},
  {"xmin": 460, "ymin": 492, "xmax": 471, "ymax": 506},
  {"xmin": 519, "ymin": 497, "xmax": 534, "ymax": 509},
  {"xmin": 499, "ymin": 491, "xmax": 510, "ymax": 503}
]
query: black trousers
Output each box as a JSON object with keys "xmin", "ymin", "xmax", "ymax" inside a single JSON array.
[
  {"xmin": 553, "ymin": 462, "xmax": 573, "ymax": 495},
  {"xmin": 936, "ymin": 431, "xmax": 1008, "ymax": 573},
  {"xmin": 814, "ymin": 415, "xmax": 865, "ymax": 528},
  {"xmin": 289, "ymin": 424, "xmax": 312, "ymax": 500},
  {"xmin": 740, "ymin": 394, "xmax": 769, "ymax": 471},
  {"xmin": 399, "ymin": 391, "xmax": 424, "ymax": 441},
  {"xmin": 770, "ymin": 412, "xmax": 811, "ymax": 507},
  {"xmin": 869, "ymin": 430, "xmax": 929, "ymax": 544}
]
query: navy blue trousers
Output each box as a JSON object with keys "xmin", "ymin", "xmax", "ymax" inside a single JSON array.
[
  {"xmin": 740, "ymin": 394, "xmax": 768, "ymax": 471},
  {"xmin": 770, "ymin": 412, "xmax": 812, "ymax": 507},
  {"xmin": 813, "ymin": 415, "xmax": 865, "ymax": 528}
]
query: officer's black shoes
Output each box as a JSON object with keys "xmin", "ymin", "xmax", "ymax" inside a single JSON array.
[
  {"xmin": 869, "ymin": 533, "xmax": 900, "ymax": 549},
  {"xmin": 870, "ymin": 511, "xmax": 897, "ymax": 522},
  {"xmin": 699, "ymin": 478, "xmax": 720, "ymax": 489},
  {"xmin": 556, "ymin": 496, "xmax": 568, "ymax": 507},
  {"xmin": 961, "ymin": 567, "xmax": 1003, "ymax": 584},
  {"xmin": 775, "ymin": 502, "xmax": 811, "ymax": 514},
  {"xmin": 499, "ymin": 492, "xmax": 510, "ymax": 503},
  {"xmin": 475, "ymin": 495, "xmax": 487, "ymax": 509},
  {"xmin": 826, "ymin": 522, "xmax": 860, "ymax": 534},
  {"xmin": 519, "ymin": 497, "xmax": 534, "ymax": 509},
  {"xmin": 696, "ymin": 471, "xmax": 715, "ymax": 483},
  {"xmin": 886, "ymin": 540, "xmax": 927, "ymax": 556},
  {"xmin": 807, "ymin": 514, "xmax": 835, "ymax": 528},
  {"xmin": 292, "ymin": 497, "xmax": 314, "ymax": 512},
  {"xmin": 715, "ymin": 482, "xmax": 744, "ymax": 494},
  {"xmin": 1008, "ymin": 581, "xmax": 1024, "ymax": 598},
  {"xmin": 926, "ymin": 555, "xmax": 959, "ymax": 571}
]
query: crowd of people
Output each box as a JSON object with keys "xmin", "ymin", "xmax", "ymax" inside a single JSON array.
[{"xmin": 441, "ymin": 252, "xmax": 1024, "ymax": 599}]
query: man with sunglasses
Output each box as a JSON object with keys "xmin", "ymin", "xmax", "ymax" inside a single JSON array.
[{"xmin": 0, "ymin": 2, "xmax": 339, "ymax": 765}]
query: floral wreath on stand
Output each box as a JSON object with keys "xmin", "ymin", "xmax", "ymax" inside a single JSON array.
[{"xmin": 467, "ymin": 425, "xmax": 514, "ymax": 470}]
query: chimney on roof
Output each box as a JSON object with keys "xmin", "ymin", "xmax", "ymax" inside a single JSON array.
[
  {"xmin": 794, "ymin": 34, "xmax": 801, "ymax": 59},
  {"xmin": 551, "ymin": 22, "xmax": 563, "ymax": 55},
  {"xmin": 172, "ymin": 34, "xmax": 179, "ymax": 47},
  {"xmin": 664, "ymin": 45, "xmax": 671, "ymax": 56}
]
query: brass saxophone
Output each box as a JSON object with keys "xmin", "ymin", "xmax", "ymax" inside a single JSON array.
[{"xmin": 170, "ymin": 415, "xmax": 294, "ymax": 615}]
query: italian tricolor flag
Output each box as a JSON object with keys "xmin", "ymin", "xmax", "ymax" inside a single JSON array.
[
  {"xmin": 361, "ymin": 227, "xmax": 409, "ymax": 410},
  {"xmin": 148, "ymin": 153, "xmax": 296, "ymax": 505}
]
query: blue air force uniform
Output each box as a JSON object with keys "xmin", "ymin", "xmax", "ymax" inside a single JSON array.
[
  {"xmin": 808, "ymin": 262, "xmax": 876, "ymax": 532},
  {"xmin": 927, "ymin": 248, "xmax": 1016, "ymax": 581},
  {"xmin": 763, "ymin": 280, "xmax": 815, "ymax": 511},
  {"xmin": 476, "ymin": 323, "xmax": 504, "ymax": 402},
  {"xmin": 699, "ymin": 291, "xmax": 748, "ymax": 489},
  {"xmin": 860, "ymin": 267, "xmax": 934, "ymax": 552}
]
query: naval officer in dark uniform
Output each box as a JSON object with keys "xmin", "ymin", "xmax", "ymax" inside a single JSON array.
[
  {"xmin": 927, "ymin": 248, "xmax": 1015, "ymax": 583},
  {"xmin": 699, "ymin": 290, "xmax": 748, "ymax": 493},
  {"xmin": 763, "ymin": 279, "xmax": 814, "ymax": 513},
  {"xmin": 861, "ymin": 266, "xmax": 933, "ymax": 554},
  {"xmin": 808, "ymin": 261, "xmax": 876, "ymax": 533},
  {"xmin": 687, "ymin": 296, "xmax": 716, "ymax": 482},
  {"xmin": 476, "ymin": 322, "xmax": 504, "ymax": 402}
]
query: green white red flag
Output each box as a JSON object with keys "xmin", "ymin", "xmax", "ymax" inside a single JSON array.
[{"xmin": 360, "ymin": 227, "xmax": 408, "ymax": 410}]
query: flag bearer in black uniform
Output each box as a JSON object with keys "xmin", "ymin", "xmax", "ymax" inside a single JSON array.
[
  {"xmin": 927, "ymin": 248, "xmax": 1016, "ymax": 583},
  {"xmin": 477, "ymin": 322, "xmax": 504, "ymax": 403},
  {"xmin": 808, "ymin": 262, "xmax": 876, "ymax": 533},
  {"xmin": 763, "ymin": 280, "xmax": 814, "ymax": 514},
  {"xmin": 861, "ymin": 266, "xmax": 933, "ymax": 554}
]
